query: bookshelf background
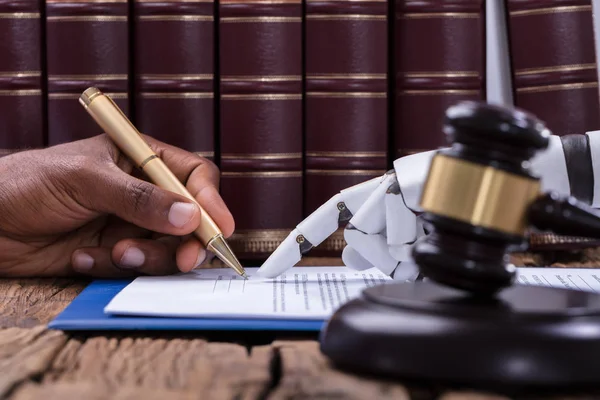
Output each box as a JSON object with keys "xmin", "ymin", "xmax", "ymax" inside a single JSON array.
[{"xmin": 2, "ymin": 0, "xmax": 600, "ymax": 260}]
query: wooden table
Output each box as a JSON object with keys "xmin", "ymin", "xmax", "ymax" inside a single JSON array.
[{"xmin": 0, "ymin": 256, "xmax": 595, "ymax": 400}]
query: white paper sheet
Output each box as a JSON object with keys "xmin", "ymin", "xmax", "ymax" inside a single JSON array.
[
  {"xmin": 515, "ymin": 267, "xmax": 600, "ymax": 293},
  {"xmin": 104, "ymin": 266, "xmax": 600, "ymax": 320},
  {"xmin": 104, "ymin": 266, "xmax": 392, "ymax": 320}
]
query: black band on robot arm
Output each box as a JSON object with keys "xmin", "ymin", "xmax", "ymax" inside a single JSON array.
[{"xmin": 560, "ymin": 134, "xmax": 594, "ymax": 205}]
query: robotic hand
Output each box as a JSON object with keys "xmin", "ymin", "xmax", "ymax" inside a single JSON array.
[{"xmin": 256, "ymin": 102, "xmax": 600, "ymax": 281}]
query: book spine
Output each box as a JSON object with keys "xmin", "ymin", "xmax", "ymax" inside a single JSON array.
[
  {"xmin": 505, "ymin": 0, "xmax": 600, "ymax": 137},
  {"xmin": 133, "ymin": 0, "xmax": 214, "ymax": 160},
  {"xmin": 0, "ymin": 0, "xmax": 45, "ymax": 153},
  {"xmin": 46, "ymin": 0, "xmax": 129, "ymax": 145},
  {"xmin": 305, "ymin": 0, "xmax": 389, "ymax": 255},
  {"xmin": 505, "ymin": 0, "xmax": 600, "ymax": 251},
  {"xmin": 394, "ymin": 0, "xmax": 486, "ymax": 157},
  {"xmin": 219, "ymin": 0, "xmax": 303, "ymax": 258}
]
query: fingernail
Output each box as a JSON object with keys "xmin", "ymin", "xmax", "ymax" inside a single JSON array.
[
  {"xmin": 120, "ymin": 247, "xmax": 145, "ymax": 268},
  {"xmin": 194, "ymin": 248, "xmax": 207, "ymax": 268},
  {"xmin": 73, "ymin": 252, "xmax": 94, "ymax": 271},
  {"xmin": 169, "ymin": 202, "xmax": 197, "ymax": 228}
]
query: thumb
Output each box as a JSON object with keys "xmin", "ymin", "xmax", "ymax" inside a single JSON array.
[{"xmin": 83, "ymin": 169, "xmax": 202, "ymax": 236}]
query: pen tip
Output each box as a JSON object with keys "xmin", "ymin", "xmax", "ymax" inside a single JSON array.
[{"xmin": 242, "ymin": 272, "xmax": 249, "ymax": 280}]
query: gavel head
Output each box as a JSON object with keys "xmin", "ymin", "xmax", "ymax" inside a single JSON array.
[{"xmin": 412, "ymin": 101, "xmax": 551, "ymax": 295}]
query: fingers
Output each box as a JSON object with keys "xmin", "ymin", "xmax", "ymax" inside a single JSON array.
[
  {"xmin": 176, "ymin": 236, "xmax": 206, "ymax": 273},
  {"xmin": 256, "ymin": 175, "xmax": 385, "ymax": 278},
  {"xmin": 341, "ymin": 246, "xmax": 375, "ymax": 271},
  {"xmin": 142, "ymin": 135, "xmax": 235, "ymax": 238},
  {"xmin": 391, "ymin": 150, "xmax": 437, "ymax": 210},
  {"xmin": 384, "ymin": 178, "xmax": 422, "ymax": 247},
  {"xmin": 72, "ymin": 233, "xmax": 213, "ymax": 277},
  {"xmin": 344, "ymin": 227, "xmax": 398, "ymax": 275},
  {"xmin": 82, "ymin": 168, "xmax": 203, "ymax": 237},
  {"xmin": 342, "ymin": 172, "xmax": 421, "ymax": 281}
]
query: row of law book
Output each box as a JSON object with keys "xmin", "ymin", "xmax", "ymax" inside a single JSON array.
[{"xmin": 2, "ymin": 0, "xmax": 600, "ymax": 259}]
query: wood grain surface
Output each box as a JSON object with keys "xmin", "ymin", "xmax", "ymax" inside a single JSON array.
[
  {"xmin": 0, "ymin": 278, "xmax": 86, "ymax": 328},
  {"xmin": 1, "ymin": 257, "xmax": 600, "ymax": 399}
]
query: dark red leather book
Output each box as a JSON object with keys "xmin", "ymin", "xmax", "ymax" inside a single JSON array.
[
  {"xmin": 506, "ymin": 0, "xmax": 600, "ymax": 137},
  {"xmin": 305, "ymin": 0, "xmax": 389, "ymax": 255},
  {"xmin": 46, "ymin": 0, "xmax": 129, "ymax": 145},
  {"xmin": 506, "ymin": 0, "xmax": 600, "ymax": 252},
  {"xmin": 219, "ymin": 0, "xmax": 303, "ymax": 258},
  {"xmin": 395, "ymin": 0, "xmax": 485, "ymax": 157},
  {"xmin": 0, "ymin": 0, "xmax": 44, "ymax": 152},
  {"xmin": 133, "ymin": 0, "xmax": 214, "ymax": 161}
]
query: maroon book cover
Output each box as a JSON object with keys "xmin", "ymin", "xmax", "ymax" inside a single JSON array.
[
  {"xmin": 133, "ymin": 0, "xmax": 214, "ymax": 161},
  {"xmin": 395, "ymin": 0, "xmax": 485, "ymax": 157},
  {"xmin": 46, "ymin": 0, "xmax": 129, "ymax": 145},
  {"xmin": 506, "ymin": 0, "xmax": 600, "ymax": 137},
  {"xmin": 219, "ymin": 0, "xmax": 303, "ymax": 258},
  {"xmin": 305, "ymin": 0, "xmax": 389, "ymax": 255},
  {"xmin": 0, "ymin": 0, "xmax": 45, "ymax": 152},
  {"xmin": 506, "ymin": 0, "xmax": 600, "ymax": 251}
]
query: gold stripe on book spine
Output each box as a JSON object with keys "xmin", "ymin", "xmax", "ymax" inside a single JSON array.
[
  {"xmin": 529, "ymin": 233, "xmax": 600, "ymax": 245},
  {"xmin": 307, "ymin": 92, "xmax": 386, "ymax": 98},
  {"xmin": 401, "ymin": 89, "xmax": 480, "ymax": 95},
  {"xmin": 517, "ymin": 82, "xmax": 598, "ymax": 93},
  {"xmin": 398, "ymin": 148, "xmax": 438, "ymax": 155},
  {"xmin": 307, "ymin": 0, "xmax": 385, "ymax": 2},
  {"xmin": 48, "ymin": 74, "xmax": 128, "ymax": 80},
  {"xmin": 139, "ymin": 92, "xmax": 214, "ymax": 99},
  {"xmin": 221, "ymin": 75, "xmax": 301, "ymax": 81},
  {"xmin": 510, "ymin": 5, "xmax": 591, "ymax": 17},
  {"xmin": 228, "ymin": 229, "xmax": 346, "ymax": 253},
  {"xmin": 221, "ymin": 153, "xmax": 302, "ymax": 159},
  {"xmin": 136, "ymin": 0, "xmax": 212, "ymax": 2},
  {"xmin": 0, "ymin": 90, "xmax": 42, "ymax": 96},
  {"xmin": 49, "ymin": 92, "xmax": 128, "ymax": 99},
  {"xmin": 139, "ymin": 15, "xmax": 213, "ymax": 21},
  {"xmin": 306, "ymin": 151, "xmax": 386, "ymax": 157},
  {"xmin": 47, "ymin": 0, "xmax": 127, "ymax": 2},
  {"xmin": 221, "ymin": 94, "xmax": 302, "ymax": 100},
  {"xmin": 306, "ymin": 169, "xmax": 386, "ymax": 176},
  {"xmin": 220, "ymin": 16, "xmax": 301, "ymax": 23},
  {"xmin": 515, "ymin": 63, "xmax": 597, "ymax": 76},
  {"xmin": 402, "ymin": 71, "xmax": 479, "ymax": 78},
  {"xmin": 307, "ymin": 73, "xmax": 386, "ymax": 79},
  {"xmin": 0, "ymin": 13, "xmax": 40, "ymax": 19},
  {"xmin": 222, "ymin": 171, "xmax": 302, "ymax": 178},
  {"xmin": 0, "ymin": 71, "xmax": 41, "ymax": 78},
  {"xmin": 399, "ymin": 12, "xmax": 479, "ymax": 19},
  {"xmin": 222, "ymin": 0, "xmax": 300, "ymax": 3},
  {"xmin": 47, "ymin": 16, "xmax": 127, "ymax": 22},
  {"xmin": 139, "ymin": 74, "xmax": 213, "ymax": 80},
  {"xmin": 307, "ymin": 14, "xmax": 385, "ymax": 20}
]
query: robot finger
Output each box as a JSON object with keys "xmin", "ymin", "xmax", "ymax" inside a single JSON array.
[
  {"xmin": 384, "ymin": 178, "xmax": 421, "ymax": 247},
  {"xmin": 256, "ymin": 174, "xmax": 388, "ymax": 278},
  {"xmin": 344, "ymin": 172, "xmax": 397, "ymax": 235},
  {"xmin": 388, "ymin": 244, "xmax": 421, "ymax": 281},
  {"xmin": 341, "ymin": 246, "xmax": 375, "ymax": 271},
  {"xmin": 343, "ymin": 227, "xmax": 398, "ymax": 275}
]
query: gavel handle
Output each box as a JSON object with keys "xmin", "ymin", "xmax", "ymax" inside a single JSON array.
[{"xmin": 528, "ymin": 192, "xmax": 600, "ymax": 239}]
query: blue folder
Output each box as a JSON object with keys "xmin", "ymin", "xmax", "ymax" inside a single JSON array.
[{"xmin": 48, "ymin": 279, "xmax": 325, "ymax": 332}]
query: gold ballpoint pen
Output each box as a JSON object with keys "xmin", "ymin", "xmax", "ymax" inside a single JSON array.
[{"xmin": 79, "ymin": 87, "xmax": 247, "ymax": 279}]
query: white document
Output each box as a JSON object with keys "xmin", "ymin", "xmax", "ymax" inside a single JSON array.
[
  {"xmin": 104, "ymin": 266, "xmax": 392, "ymax": 320},
  {"xmin": 515, "ymin": 267, "xmax": 600, "ymax": 293},
  {"xmin": 104, "ymin": 266, "xmax": 600, "ymax": 320}
]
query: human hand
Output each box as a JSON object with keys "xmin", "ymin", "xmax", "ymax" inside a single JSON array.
[{"xmin": 0, "ymin": 134, "xmax": 234, "ymax": 278}]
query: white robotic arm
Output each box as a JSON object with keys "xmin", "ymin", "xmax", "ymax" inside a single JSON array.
[{"xmin": 256, "ymin": 130, "xmax": 600, "ymax": 280}]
